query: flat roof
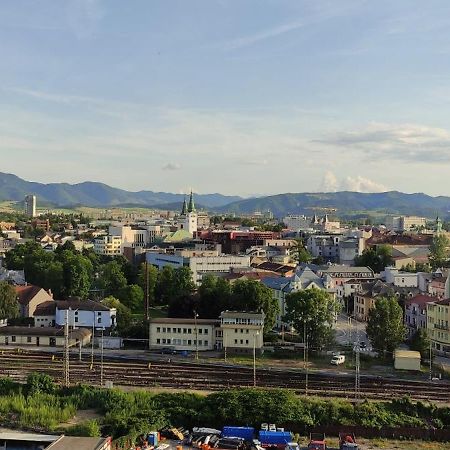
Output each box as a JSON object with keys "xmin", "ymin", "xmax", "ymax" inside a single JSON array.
[
  {"xmin": 394, "ymin": 349, "xmax": 421, "ymax": 359},
  {"xmin": 0, "ymin": 326, "xmax": 91, "ymax": 339},
  {"xmin": 0, "ymin": 431, "xmax": 59, "ymax": 443},
  {"xmin": 150, "ymin": 318, "xmax": 219, "ymax": 325},
  {"xmin": 47, "ymin": 436, "xmax": 110, "ymax": 450}
]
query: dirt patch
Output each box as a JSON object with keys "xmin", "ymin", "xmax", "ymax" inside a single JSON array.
[{"xmin": 59, "ymin": 409, "xmax": 102, "ymax": 429}]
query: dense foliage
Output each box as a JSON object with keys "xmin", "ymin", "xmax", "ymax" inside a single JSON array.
[
  {"xmin": 284, "ymin": 289, "xmax": 338, "ymax": 349},
  {"xmin": 354, "ymin": 245, "xmax": 393, "ymax": 273},
  {"xmin": 0, "ymin": 281, "xmax": 20, "ymax": 320},
  {"xmin": 0, "ymin": 376, "xmax": 449, "ymax": 443},
  {"xmin": 367, "ymin": 296, "xmax": 406, "ymax": 354}
]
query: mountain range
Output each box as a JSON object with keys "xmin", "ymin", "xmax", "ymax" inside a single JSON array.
[
  {"xmin": 0, "ymin": 172, "xmax": 240, "ymax": 209},
  {"xmin": 0, "ymin": 172, "xmax": 449, "ymax": 218}
]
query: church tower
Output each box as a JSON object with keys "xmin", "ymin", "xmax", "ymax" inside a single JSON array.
[{"xmin": 186, "ymin": 190, "xmax": 198, "ymax": 234}]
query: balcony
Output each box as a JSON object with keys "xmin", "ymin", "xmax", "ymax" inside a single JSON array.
[{"xmin": 434, "ymin": 324, "xmax": 450, "ymax": 331}]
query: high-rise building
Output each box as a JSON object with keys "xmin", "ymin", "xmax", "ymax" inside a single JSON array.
[{"xmin": 24, "ymin": 195, "xmax": 37, "ymax": 217}]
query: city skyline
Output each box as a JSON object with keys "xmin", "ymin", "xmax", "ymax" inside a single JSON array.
[{"xmin": 1, "ymin": 1, "xmax": 450, "ymax": 196}]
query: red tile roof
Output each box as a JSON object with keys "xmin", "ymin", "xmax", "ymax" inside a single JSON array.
[
  {"xmin": 14, "ymin": 285, "xmax": 46, "ymax": 306},
  {"xmin": 406, "ymin": 294, "xmax": 439, "ymax": 307}
]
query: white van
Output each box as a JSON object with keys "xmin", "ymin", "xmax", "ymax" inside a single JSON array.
[{"xmin": 331, "ymin": 354, "xmax": 346, "ymax": 365}]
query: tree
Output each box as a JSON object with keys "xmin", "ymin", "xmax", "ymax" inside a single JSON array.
[
  {"xmin": 173, "ymin": 267, "xmax": 196, "ymax": 297},
  {"xmin": 355, "ymin": 245, "xmax": 393, "ymax": 273},
  {"xmin": 230, "ymin": 279, "xmax": 279, "ymax": 333},
  {"xmin": 284, "ymin": 289, "xmax": 337, "ymax": 349},
  {"xmin": 410, "ymin": 328, "xmax": 430, "ymax": 359},
  {"xmin": 293, "ymin": 239, "xmax": 312, "ymax": 263},
  {"xmin": 59, "ymin": 251, "xmax": 93, "ymax": 298},
  {"xmin": 366, "ymin": 296, "xmax": 406, "ymax": 355},
  {"xmin": 138, "ymin": 263, "xmax": 158, "ymax": 306},
  {"xmin": 429, "ymin": 234, "xmax": 449, "ymax": 269},
  {"xmin": 197, "ymin": 274, "xmax": 232, "ymax": 318},
  {"xmin": 117, "ymin": 284, "xmax": 144, "ymax": 312},
  {"xmin": 98, "ymin": 261, "xmax": 128, "ymax": 297},
  {"xmin": 5, "ymin": 241, "xmax": 41, "ymax": 270},
  {"xmin": 156, "ymin": 266, "xmax": 176, "ymax": 304},
  {"xmin": 102, "ymin": 296, "xmax": 132, "ymax": 335},
  {"xmin": 0, "ymin": 281, "xmax": 19, "ymax": 320}
]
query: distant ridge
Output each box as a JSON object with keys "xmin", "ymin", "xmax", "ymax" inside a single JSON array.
[
  {"xmin": 216, "ymin": 191, "xmax": 450, "ymax": 218},
  {"xmin": 1, "ymin": 172, "xmax": 449, "ymax": 218},
  {"xmin": 0, "ymin": 172, "xmax": 241, "ymax": 208}
]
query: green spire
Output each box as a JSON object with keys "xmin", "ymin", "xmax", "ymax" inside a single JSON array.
[
  {"xmin": 188, "ymin": 190, "xmax": 196, "ymax": 213},
  {"xmin": 181, "ymin": 197, "xmax": 187, "ymax": 215}
]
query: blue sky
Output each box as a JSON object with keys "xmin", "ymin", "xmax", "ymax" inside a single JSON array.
[{"xmin": 1, "ymin": 0, "xmax": 450, "ymax": 196}]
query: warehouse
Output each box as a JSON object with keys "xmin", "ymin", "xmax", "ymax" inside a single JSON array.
[{"xmin": 0, "ymin": 326, "xmax": 91, "ymax": 347}]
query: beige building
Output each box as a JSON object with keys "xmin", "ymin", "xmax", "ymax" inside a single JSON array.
[
  {"xmin": 14, "ymin": 284, "xmax": 54, "ymax": 318},
  {"xmin": 394, "ymin": 350, "xmax": 421, "ymax": 371},
  {"xmin": 149, "ymin": 311, "xmax": 265, "ymax": 355},
  {"xmin": 0, "ymin": 326, "xmax": 91, "ymax": 347},
  {"xmin": 149, "ymin": 318, "xmax": 219, "ymax": 351},
  {"xmin": 93, "ymin": 235, "xmax": 122, "ymax": 256},
  {"xmin": 220, "ymin": 311, "xmax": 265, "ymax": 355},
  {"xmin": 427, "ymin": 298, "xmax": 450, "ymax": 356}
]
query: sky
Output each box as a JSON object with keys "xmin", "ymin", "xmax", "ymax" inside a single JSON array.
[{"xmin": 1, "ymin": 0, "xmax": 450, "ymax": 197}]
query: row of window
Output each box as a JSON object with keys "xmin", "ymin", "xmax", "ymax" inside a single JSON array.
[
  {"xmin": 234, "ymin": 339, "xmax": 249, "ymax": 345},
  {"xmin": 156, "ymin": 327, "xmax": 209, "ymax": 334},
  {"xmin": 156, "ymin": 338, "xmax": 209, "ymax": 346}
]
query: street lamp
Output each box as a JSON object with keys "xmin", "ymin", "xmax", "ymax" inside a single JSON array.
[
  {"xmin": 194, "ymin": 311, "xmax": 199, "ymax": 360},
  {"xmin": 253, "ymin": 330, "xmax": 260, "ymax": 387}
]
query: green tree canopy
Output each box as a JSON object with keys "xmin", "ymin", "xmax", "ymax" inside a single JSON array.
[
  {"xmin": 429, "ymin": 234, "xmax": 449, "ymax": 269},
  {"xmin": 410, "ymin": 328, "xmax": 430, "ymax": 359},
  {"xmin": 197, "ymin": 274, "xmax": 232, "ymax": 319},
  {"xmin": 0, "ymin": 281, "xmax": 19, "ymax": 320},
  {"xmin": 366, "ymin": 296, "xmax": 406, "ymax": 354},
  {"xmin": 230, "ymin": 279, "xmax": 279, "ymax": 333},
  {"xmin": 117, "ymin": 284, "xmax": 144, "ymax": 312},
  {"xmin": 102, "ymin": 296, "xmax": 132, "ymax": 335},
  {"xmin": 354, "ymin": 244, "xmax": 393, "ymax": 273},
  {"xmin": 284, "ymin": 288, "xmax": 337, "ymax": 349},
  {"xmin": 138, "ymin": 263, "xmax": 158, "ymax": 306},
  {"xmin": 98, "ymin": 260, "xmax": 128, "ymax": 297}
]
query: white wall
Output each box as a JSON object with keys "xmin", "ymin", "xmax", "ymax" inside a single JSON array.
[{"xmin": 56, "ymin": 308, "xmax": 116, "ymax": 329}]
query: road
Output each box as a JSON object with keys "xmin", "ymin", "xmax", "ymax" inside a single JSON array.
[{"xmin": 334, "ymin": 313, "xmax": 370, "ymax": 348}]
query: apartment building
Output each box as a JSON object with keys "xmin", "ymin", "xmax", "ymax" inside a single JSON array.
[
  {"xmin": 405, "ymin": 294, "xmax": 437, "ymax": 338},
  {"xmin": 427, "ymin": 298, "xmax": 450, "ymax": 356},
  {"xmin": 94, "ymin": 235, "xmax": 122, "ymax": 256}
]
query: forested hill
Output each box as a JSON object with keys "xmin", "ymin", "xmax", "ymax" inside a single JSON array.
[
  {"xmin": 0, "ymin": 172, "xmax": 240, "ymax": 208},
  {"xmin": 216, "ymin": 191, "xmax": 450, "ymax": 218}
]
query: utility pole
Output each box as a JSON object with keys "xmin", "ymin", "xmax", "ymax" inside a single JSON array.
[
  {"xmin": 355, "ymin": 319, "xmax": 360, "ymax": 400},
  {"xmin": 253, "ymin": 331, "xmax": 259, "ymax": 387},
  {"xmin": 194, "ymin": 311, "xmax": 199, "ymax": 360},
  {"xmin": 90, "ymin": 310, "xmax": 95, "ymax": 369},
  {"xmin": 64, "ymin": 310, "xmax": 70, "ymax": 387},
  {"xmin": 304, "ymin": 320, "xmax": 308, "ymax": 396},
  {"xmin": 429, "ymin": 338, "xmax": 433, "ymax": 381},
  {"xmin": 100, "ymin": 327, "xmax": 104, "ymax": 386},
  {"xmin": 145, "ymin": 260, "xmax": 150, "ymax": 321}
]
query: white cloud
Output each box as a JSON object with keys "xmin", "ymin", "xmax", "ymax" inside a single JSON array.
[
  {"xmin": 319, "ymin": 170, "xmax": 339, "ymax": 192},
  {"xmin": 318, "ymin": 171, "xmax": 387, "ymax": 193},
  {"xmin": 319, "ymin": 122, "xmax": 450, "ymax": 162},
  {"xmin": 340, "ymin": 176, "xmax": 387, "ymax": 193}
]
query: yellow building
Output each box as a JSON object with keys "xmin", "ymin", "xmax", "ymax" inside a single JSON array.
[
  {"xmin": 427, "ymin": 298, "xmax": 450, "ymax": 356},
  {"xmin": 220, "ymin": 311, "xmax": 265, "ymax": 355}
]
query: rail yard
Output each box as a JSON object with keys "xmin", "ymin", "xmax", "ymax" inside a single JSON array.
[{"xmin": 0, "ymin": 349, "xmax": 449, "ymax": 402}]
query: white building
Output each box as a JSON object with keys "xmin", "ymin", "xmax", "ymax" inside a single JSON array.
[
  {"xmin": 386, "ymin": 216, "xmax": 427, "ymax": 232},
  {"xmin": 384, "ymin": 267, "xmax": 418, "ymax": 288},
  {"xmin": 55, "ymin": 300, "xmax": 116, "ymax": 329},
  {"xmin": 24, "ymin": 195, "xmax": 36, "ymax": 218},
  {"xmin": 283, "ymin": 215, "xmax": 311, "ymax": 231},
  {"xmin": 146, "ymin": 251, "xmax": 251, "ymax": 284},
  {"xmin": 178, "ymin": 191, "xmax": 198, "ymax": 235}
]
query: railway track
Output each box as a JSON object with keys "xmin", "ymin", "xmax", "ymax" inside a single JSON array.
[{"xmin": 0, "ymin": 350, "xmax": 448, "ymax": 402}]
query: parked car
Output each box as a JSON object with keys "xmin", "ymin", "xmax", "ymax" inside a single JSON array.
[
  {"xmin": 160, "ymin": 347, "xmax": 177, "ymax": 355},
  {"xmin": 339, "ymin": 432, "xmax": 358, "ymax": 449},
  {"xmin": 331, "ymin": 355, "xmax": 346, "ymax": 365},
  {"xmin": 308, "ymin": 433, "xmax": 327, "ymax": 450}
]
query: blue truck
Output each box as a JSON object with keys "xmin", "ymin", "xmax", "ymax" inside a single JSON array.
[
  {"xmin": 258, "ymin": 431, "xmax": 293, "ymax": 447},
  {"xmin": 222, "ymin": 426, "xmax": 255, "ymax": 441}
]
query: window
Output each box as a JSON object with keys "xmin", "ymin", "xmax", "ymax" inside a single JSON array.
[
  {"xmin": 235, "ymin": 329, "xmax": 238, "ymax": 333},
  {"xmin": 11, "ymin": 336, "xmax": 16, "ymax": 343},
  {"xmin": 183, "ymin": 328, "xmax": 187, "ymax": 334},
  {"xmin": 234, "ymin": 339, "xmax": 238, "ymax": 344},
  {"xmin": 162, "ymin": 327, "xmax": 166, "ymax": 333},
  {"xmin": 27, "ymin": 336, "xmax": 32, "ymax": 343},
  {"xmin": 188, "ymin": 340, "xmax": 192, "ymax": 345},
  {"xmin": 167, "ymin": 327, "xmax": 171, "ymax": 333},
  {"xmin": 97, "ymin": 317, "xmax": 102, "ymax": 323},
  {"xmin": 162, "ymin": 338, "xmax": 166, "ymax": 344},
  {"xmin": 157, "ymin": 339, "xmax": 160, "ymax": 344},
  {"xmin": 188, "ymin": 328, "xmax": 192, "ymax": 334},
  {"xmin": 167, "ymin": 339, "xmax": 171, "ymax": 344},
  {"xmin": 204, "ymin": 328, "xmax": 208, "ymax": 334},
  {"xmin": 157, "ymin": 327, "xmax": 161, "ymax": 333},
  {"xmin": 246, "ymin": 329, "xmax": 249, "ymax": 334},
  {"xmin": 199, "ymin": 329, "xmax": 203, "ymax": 334},
  {"xmin": 183, "ymin": 339, "xmax": 187, "ymax": 345},
  {"xmin": 178, "ymin": 328, "xmax": 181, "ymax": 333},
  {"xmin": 205, "ymin": 341, "xmax": 209, "ymax": 346},
  {"xmin": 240, "ymin": 329, "xmax": 243, "ymax": 333},
  {"xmin": 97, "ymin": 312, "xmax": 101, "ymax": 315},
  {"xmin": 246, "ymin": 340, "xmax": 249, "ymax": 344},
  {"xmin": 240, "ymin": 339, "xmax": 243, "ymax": 344}
]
